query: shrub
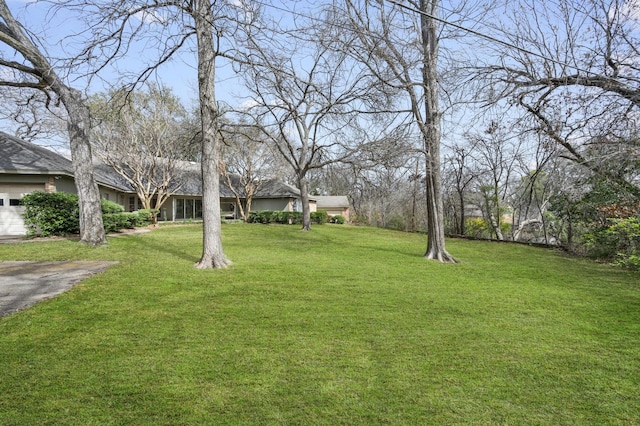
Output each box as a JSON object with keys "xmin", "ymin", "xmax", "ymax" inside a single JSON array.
[
  {"xmin": 287, "ymin": 212, "xmax": 303, "ymax": 224},
  {"xmin": 330, "ymin": 215, "xmax": 345, "ymax": 224},
  {"xmin": 248, "ymin": 210, "xmax": 307, "ymax": 225},
  {"xmin": 21, "ymin": 192, "xmax": 150, "ymax": 236},
  {"xmin": 103, "ymin": 213, "xmax": 138, "ymax": 233},
  {"xmin": 136, "ymin": 209, "xmax": 158, "ymax": 226},
  {"xmin": 586, "ymin": 217, "xmax": 640, "ymax": 269},
  {"xmin": 248, "ymin": 211, "xmax": 273, "ymax": 224},
  {"xmin": 385, "ymin": 216, "xmax": 407, "ymax": 231},
  {"xmin": 275, "ymin": 211, "xmax": 303, "ymax": 224},
  {"xmin": 311, "ymin": 210, "xmax": 328, "ymax": 224},
  {"xmin": 270, "ymin": 211, "xmax": 289, "ymax": 224},
  {"xmin": 465, "ymin": 217, "xmax": 490, "ymax": 239},
  {"xmin": 21, "ymin": 192, "xmax": 80, "ymax": 237},
  {"xmin": 616, "ymin": 254, "xmax": 640, "ymax": 270},
  {"xmin": 102, "ymin": 209, "xmax": 153, "ymax": 234},
  {"xmin": 500, "ymin": 222, "xmax": 512, "ymax": 239},
  {"xmin": 101, "ymin": 199, "xmax": 124, "ymax": 214},
  {"xmin": 351, "ymin": 215, "xmax": 369, "ymax": 225}
]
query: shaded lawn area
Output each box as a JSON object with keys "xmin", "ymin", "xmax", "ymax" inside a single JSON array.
[{"xmin": 0, "ymin": 224, "xmax": 638, "ymax": 425}]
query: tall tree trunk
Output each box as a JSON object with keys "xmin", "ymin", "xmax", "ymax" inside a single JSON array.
[
  {"xmin": 458, "ymin": 192, "xmax": 466, "ymax": 235},
  {"xmin": 298, "ymin": 174, "xmax": 312, "ymax": 231},
  {"xmin": 0, "ymin": 1, "xmax": 105, "ymax": 246},
  {"xmin": 420, "ymin": 0, "xmax": 456, "ymax": 262},
  {"xmin": 59, "ymin": 86, "xmax": 107, "ymax": 246},
  {"xmin": 194, "ymin": 0, "xmax": 231, "ymax": 269}
]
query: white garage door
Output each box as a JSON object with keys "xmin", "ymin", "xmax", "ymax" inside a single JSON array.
[{"xmin": 0, "ymin": 184, "xmax": 44, "ymax": 236}]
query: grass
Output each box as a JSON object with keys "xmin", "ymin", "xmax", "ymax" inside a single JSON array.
[{"xmin": 0, "ymin": 224, "xmax": 638, "ymax": 425}]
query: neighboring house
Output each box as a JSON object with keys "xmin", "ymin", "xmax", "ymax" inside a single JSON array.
[
  {"xmin": 0, "ymin": 132, "xmax": 316, "ymax": 236},
  {"xmin": 315, "ymin": 196, "xmax": 351, "ymax": 222}
]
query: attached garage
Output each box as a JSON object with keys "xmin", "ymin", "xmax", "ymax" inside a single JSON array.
[{"xmin": 0, "ymin": 184, "xmax": 44, "ymax": 236}]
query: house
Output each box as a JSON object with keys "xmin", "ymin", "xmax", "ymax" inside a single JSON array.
[
  {"xmin": 315, "ymin": 196, "xmax": 351, "ymax": 222},
  {"xmin": 0, "ymin": 132, "xmax": 316, "ymax": 236},
  {"xmin": 91, "ymin": 160, "xmax": 316, "ymax": 222}
]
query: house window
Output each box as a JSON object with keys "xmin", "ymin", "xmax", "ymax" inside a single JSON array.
[
  {"xmin": 0, "ymin": 199, "xmax": 3, "ymax": 206},
  {"xmin": 175, "ymin": 199, "xmax": 185, "ymax": 220},
  {"xmin": 102, "ymin": 193, "xmax": 109, "ymax": 201},
  {"xmin": 185, "ymin": 199, "xmax": 194, "ymax": 219},
  {"xmin": 9, "ymin": 199, "xmax": 21, "ymax": 206},
  {"xmin": 128, "ymin": 196, "xmax": 143, "ymax": 211},
  {"xmin": 174, "ymin": 198, "xmax": 203, "ymax": 220},
  {"xmin": 195, "ymin": 200, "xmax": 203, "ymax": 219}
]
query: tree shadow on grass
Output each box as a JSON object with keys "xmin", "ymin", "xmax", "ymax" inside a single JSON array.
[{"xmin": 110, "ymin": 231, "xmax": 201, "ymax": 264}]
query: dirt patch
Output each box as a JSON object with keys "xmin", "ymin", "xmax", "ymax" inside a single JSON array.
[{"xmin": 0, "ymin": 261, "xmax": 118, "ymax": 317}]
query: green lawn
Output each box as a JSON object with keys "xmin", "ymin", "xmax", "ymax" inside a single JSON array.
[{"xmin": 0, "ymin": 224, "xmax": 638, "ymax": 425}]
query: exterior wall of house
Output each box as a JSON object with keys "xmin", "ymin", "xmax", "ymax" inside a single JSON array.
[
  {"xmin": 0, "ymin": 174, "xmax": 71, "ymax": 236},
  {"xmin": 253, "ymin": 198, "xmax": 293, "ymax": 212},
  {"xmin": 315, "ymin": 196, "xmax": 350, "ymax": 221},
  {"xmin": 249, "ymin": 198, "xmax": 317, "ymax": 213},
  {"xmin": 0, "ymin": 174, "xmax": 131, "ymax": 236},
  {"xmin": 0, "ymin": 174, "xmax": 51, "ymax": 186},
  {"xmin": 55, "ymin": 177, "xmax": 78, "ymax": 194},
  {"xmin": 99, "ymin": 188, "xmax": 125, "ymax": 205},
  {"xmin": 0, "ymin": 174, "xmax": 78, "ymax": 195}
]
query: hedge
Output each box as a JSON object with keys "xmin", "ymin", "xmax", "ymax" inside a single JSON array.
[
  {"xmin": 21, "ymin": 192, "xmax": 152, "ymax": 237},
  {"xmin": 247, "ymin": 210, "xmax": 328, "ymax": 225}
]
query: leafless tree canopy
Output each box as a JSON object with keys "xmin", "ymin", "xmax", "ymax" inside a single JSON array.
[
  {"xmin": 90, "ymin": 83, "xmax": 193, "ymax": 223},
  {"xmin": 472, "ymin": 0, "xmax": 640, "ymax": 197},
  {"xmin": 219, "ymin": 121, "xmax": 278, "ymax": 222},
  {"xmin": 237, "ymin": 3, "xmax": 394, "ymax": 231}
]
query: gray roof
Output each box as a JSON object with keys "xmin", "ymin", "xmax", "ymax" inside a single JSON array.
[
  {"xmin": 92, "ymin": 161, "xmax": 135, "ymax": 192},
  {"xmin": 185, "ymin": 167, "xmax": 304, "ymax": 199},
  {"xmin": 253, "ymin": 178, "xmax": 304, "ymax": 199},
  {"xmin": 0, "ymin": 132, "xmax": 132, "ymax": 192},
  {"xmin": 316, "ymin": 195, "xmax": 350, "ymax": 208},
  {"xmin": 0, "ymin": 131, "xmax": 74, "ymax": 175}
]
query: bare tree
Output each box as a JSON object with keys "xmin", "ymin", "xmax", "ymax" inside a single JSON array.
[
  {"xmin": 334, "ymin": 0, "xmax": 456, "ymax": 261},
  {"xmin": 0, "ymin": 89, "xmax": 66, "ymax": 143},
  {"xmin": 443, "ymin": 142, "xmax": 481, "ymax": 236},
  {"xmin": 0, "ymin": 0, "xmax": 106, "ymax": 245},
  {"xmin": 220, "ymin": 122, "xmax": 274, "ymax": 222},
  {"xmin": 466, "ymin": 121, "xmax": 526, "ymax": 240},
  {"xmin": 508, "ymin": 133, "xmax": 559, "ymax": 243},
  {"xmin": 90, "ymin": 83, "xmax": 191, "ymax": 224},
  {"xmin": 240, "ymin": 11, "xmax": 382, "ymax": 231},
  {"xmin": 475, "ymin": 0, "xmax": 640, "ymax": 199},
  {"xmin": 353, "ymin": 125, "xmax": 417, "ymax": 226}
]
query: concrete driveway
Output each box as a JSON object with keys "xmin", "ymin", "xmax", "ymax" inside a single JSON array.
[{"xmin": 0, "ymin": 260, "xmax": 117, "ymax": 317}]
